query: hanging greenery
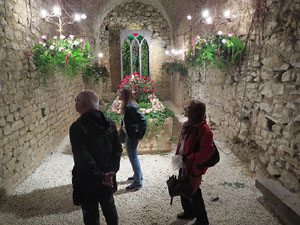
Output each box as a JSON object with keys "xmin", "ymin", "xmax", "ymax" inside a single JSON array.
[
  {"xmin": 162, "ymin": 59, "xmax": 188, "ymax": 76},
  {"xmin": 83, "ymin": 62, "xmax": 109, "ymax": 83},
  {"xmin": 186, "ymin": 31, "xmax": 246, "ymax": 69},
  {"xmin": 122, "ymin": 40, "xmax": 131, "ymax": 76},
  {"xmin": 31, "ymin": 35, "xmax": 109, "ymax": 82}
]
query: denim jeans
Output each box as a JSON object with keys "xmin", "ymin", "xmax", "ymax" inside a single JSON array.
[{"xmin": 125, "ymin": 134, "xmax": 143, "ymax": 187}]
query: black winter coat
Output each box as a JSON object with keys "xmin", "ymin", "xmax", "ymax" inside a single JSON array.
[{"xmin": 69, "ymin": 109, "xmax": 122, "ymax": 204}]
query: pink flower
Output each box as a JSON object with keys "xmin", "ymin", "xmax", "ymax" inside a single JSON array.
[
  {"xmin": 59, "ymin": 47, "xmax": 64, "ymax": 52},
  {"xmin": 43, "ymin": 43, "xmax": 47, "ymax": 47},
  {"xmin": 217, "ymin": 31, "xmax": 223, "ymax": 36},
  {"xmin": 203, "ymin": 39, "xmax": 207, "ymax": 44},
  {"xmin": 49, "ymin": 45, "xmax": 55, "ymax": 50},
  {"xmin": 39, "ymin": 41, "xmax": 43, "ymax": 45},
  {"xmin": 60, "ymin": 35, "xmax": 66, "ymax": 40},
  {"xmin": 69, "ymin": 35, "xmax": 75, "ymax": 40},
  {"xmin": 227, "ymin": 33, "xmax": 234, "ymax": 37},
  {"xmin": 222, "ymin": 39, "xmax": 227, "ymax": 44},
  {"xmin": 42, "ymin": 35, "xmax": 47, "ymax": 40}
]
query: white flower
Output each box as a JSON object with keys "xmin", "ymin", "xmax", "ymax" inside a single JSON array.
[
  {"xmin": 42, "ymin": 43, "xmax": 47, "ymax": 47},
  {"xmin": 217, "ymin": 31, "xmax": 223, "ymax": 35},
  {"xmin": 41, "ymin": 35, "xmax": 47, "ymax": 40},
  {"xmin": 69, "ymin": 35, "xmax": 75, "ymax": 40},
  {"xmin": 74, "ymin": 40, "xmax": 80, "ymax": 46},
  {"xmin": 60, "ymin": 35, "xmax": 66, "ymax": 40},
  {"xmin": 59, "ymin": 47, "xmax": 64, "ymax": 52},
  {"xmin": 39, "ymin": 41, "xmax": 43, "ymax": 45},
  {"xmin": 53, "ymin": 36, "xmax": 58, "ymax": 39},
  {"xmin": 49, "ymin": 45, "xmax": 55, "ymax": 50},
  {"xmin": 222, "ymin": 39, "xmax": 227, "ymax": 44}
]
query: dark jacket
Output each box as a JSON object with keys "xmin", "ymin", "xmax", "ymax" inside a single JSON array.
[
  {"xmin": 70, "ymin": 109, "xmax": 122, "ymax": 204},
  {"xmin": 122, "ymin": 102, "xmax": 147, "ymax": 140}
]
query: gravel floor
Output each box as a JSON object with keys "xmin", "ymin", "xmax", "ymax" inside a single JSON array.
[{"xmin": 0, "ymin": 136, "xmax": 282, "ymax": 225}]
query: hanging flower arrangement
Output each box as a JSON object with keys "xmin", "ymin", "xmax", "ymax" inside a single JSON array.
[
  {"xmin": 162, "ymin": 58, "xmax": 188, "ymax": 76},
  {"xmin": 31, "ymin": 35, "xmax": 109, "ymax": 82},
  {"xmin": 186, "ymin": 31, "xmax": 246, "ymax": 69}
]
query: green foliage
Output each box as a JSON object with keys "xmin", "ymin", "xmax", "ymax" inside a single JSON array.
[
  {"xmin": 186, "ymin": 32, "xmax": 246, "ymax": 70},
  {"xmin": 32, "ymin": 35, "xmax": 107, "ymax": 82},
  {"xmin": 83, "ymin": 62, "xmax": 109, "ymax": 83},
  {"xmin": 122, "ymin": 40, "xmax": 131, "ymax": 76},
  {"xmin": 162, "ymin": 59, "xmax": 188, "ymax": 76}
]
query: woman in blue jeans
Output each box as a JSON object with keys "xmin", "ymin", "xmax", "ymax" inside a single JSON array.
[{"xmin": 119, "ymin": 87, "xmax": 147, "ymax": 190}]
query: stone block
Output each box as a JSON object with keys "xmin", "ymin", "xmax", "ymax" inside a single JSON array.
[
  {"xmin": 11, "ymin": 120, "xmax": 24, "ymax": 132},
  {"xmin": 256, "ymin": 178, "xmax": 300, "ymax": 225},
  {"xmin": 267, "ymin": 163, "xmax": 281, "ymax": 176}
]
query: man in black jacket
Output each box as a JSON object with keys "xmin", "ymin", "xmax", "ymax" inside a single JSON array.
[{"xmin": 70, "ymin": 90, "xmax": 122, "ymax": 225}]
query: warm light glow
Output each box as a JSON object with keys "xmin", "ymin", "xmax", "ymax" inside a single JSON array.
[
  {"xmin": 165, "ymin": 50, "xmax": 169, "ymax": 55},
  {"xmin": 80, "ymin": 14, "xmax": 87, "ymax": 20},
  {"xmin": 224, "ymin": 9, "xmax": 231, "ymax": 18},
  {"xmin": 187, "ymin": 15, "xmax": 192, "ymax": 20},
  {"xmin": 53, "ymin": 6, "xmax": 61, "ymax": 16},
  {"xmin": 171, "ymin": 49, "xmax": 176, "ymax": 54},
  {"xmin": 206, "ymin": 17, "xmax": 213, "ymax": 24},
  {"xmin": 178, "ymin": 49, "xmax": 184, "ymax": 54},
  {"xmin": 40, "ymin": 9, "xmax": 47, "ymax": 18},
  {"xmin": 98, "ymin": 52, "xmax": 103, "ymax": 58},
  {"xmin": 202, "ymin": 9, "xmax": 209, "ymax": 18},
  {"xmin": 74, "ymin": 14, "xmax": 81, "ymax": 21}
]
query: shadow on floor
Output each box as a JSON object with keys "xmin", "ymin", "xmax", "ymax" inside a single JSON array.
[{"xmin": 0, "ymin": 184, "xmax": 79, "ymax": 218}]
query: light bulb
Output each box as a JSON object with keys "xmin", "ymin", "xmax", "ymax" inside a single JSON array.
[
  {"xmin": 53, "ymin": 6, "xmax": 61, "ymax": 16},
  {"xmin": 202, "ymin": 9, "xmax": 209, "ymax": 18},
  {"xmin": 206, "ymin": 17, "xmax": 213, "ymax": 24},
  {"xmin": 74, "ymin": 14, "xmax": 81, "ymax": 21},
  {"xmin": 224, "ymin": 10, "xmax": 231, "ymax": 18},
  {"xmin": 80, "ymin": 14, "xmax": 87, "ymax": 20},
  {"xmin": 171, "ymin": 49, "xmax": 175, "ymax": 54},
  {"xmin": 98, "ymin": 52, "xmax": 103, "ymax": 58},
  {"xmin": 40, "ymin": 9, "xmax": 47, "ymax": 18},
  {"xmin": 165, "ymin": 50, "xmax": 169, "ymax": 55},
  {"xmin": 187, "ymin": 15, "xmax": 192, "ymax": 20}
]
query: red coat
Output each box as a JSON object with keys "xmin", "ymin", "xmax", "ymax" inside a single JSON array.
[{"xmin": 176, "ymin": 120, "xmax": 215, "ymax": 190}]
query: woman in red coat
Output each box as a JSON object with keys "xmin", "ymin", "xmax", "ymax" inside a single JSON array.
[{"xmin": 175, "ymin": 100, "xmax": 215, "ymax": 225}]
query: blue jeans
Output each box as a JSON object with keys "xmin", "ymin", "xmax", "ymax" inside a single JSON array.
[{"xmin": 125, "ymin": 134, "xmax": 143, "ymax": 186}]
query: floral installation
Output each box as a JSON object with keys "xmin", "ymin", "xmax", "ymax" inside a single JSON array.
[
  {"xmin": 83, "ymin": 62, "xmax": 109, "ymax": 83},
  {"xmin": 186, "ymin": 31, "xmax": 246, "ymax": 69},
  {"xmin": 162, "ymin": 58, "xmax": 188, "ymax": 76},
  {"xmin": 105, "ymin": 73, "xmax": 174, "ymax": 136},
  {"xmin": 32, "ymin": 35, "xmax": 108, "ymax": 82},
  {"xmin": 118, "ymin": 72, "xmax": 155, "ymax": 103}
]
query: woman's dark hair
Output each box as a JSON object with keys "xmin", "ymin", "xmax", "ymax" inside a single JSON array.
[
  {"xmin": 188, "ymin": 100, "xmax": 206, "ymax": 121},
  {"xmin": 120, "ymin": 87, "xmax": 133, "ymax": 114}
]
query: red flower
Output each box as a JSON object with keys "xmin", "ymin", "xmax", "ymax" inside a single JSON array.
[
  {"xmin": 134, "ymin": 86, "xmax": 137, "ymax": 89},
  {"xmin": 143, "ymin": 76, "xmax": 146, "ymax": 79},
  {"xmin": 140, "ymin": 88, "xmax": 143, "ymax": 91},
  {"xmin": 133, "ymin": 72, "xmax": 138, "ymax": 75},
  {"xmin": 147, "ymin": 77, "xmax": 150, "ymax": 81},
  {"xmin": 135, "ymin": 91, "xmax": 138, "ymax": 94},
  {"xmin": 140, "ymin": 79, "xmax": 143, "ymax": 81},
  {"xmin": 151, "ymin": 80, "xmax": 153, "ymax": 83},
  {"xmin": 145, "ymin": 86, "xmax": 148, "ymax": 90},
  {"xmin": 130, "ymin": 83, "xmax": 133, "ymax": 85},
  {"xmin": 138, "ymin": 84, "xmax": 140, "ymax": 86},
  {"xmin": 129, "ymin": 75, "xmax": 132, "ymax": 78},
  {"xmin": 144, "ymin": 81, "xmax": 147, "ymax": 84},
  {"xmin": 143, "ymin": 90, "xmax": 146, "ymax": 93}
]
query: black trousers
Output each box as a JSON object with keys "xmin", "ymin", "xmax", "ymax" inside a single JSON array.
[
  {"xmin": 180, "ymin": 188, "xmax": 209, "ymax": 225},
  {"xmin": 81, "ymin": 194, "xmax": 118, "ymax": 225}
]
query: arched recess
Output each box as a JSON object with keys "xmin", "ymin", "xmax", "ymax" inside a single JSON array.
[{"xmin": 120, "ymin": 30, "xmax": 151, "ymax": 79}]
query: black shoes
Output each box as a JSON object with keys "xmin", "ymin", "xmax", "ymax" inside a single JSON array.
[
  {"xmin": 127, "ymin": 176, "xmax": 134, "ymax": 181},
  {"xmin": 176, "ymin": 212, "xmax": 196, "ymax": 220},
  {"xmin": 126, "ymin": 183, "xmax": 142, "ymax": 191}
]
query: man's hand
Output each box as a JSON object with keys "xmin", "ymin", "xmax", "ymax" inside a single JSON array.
[{"xmin": 102, "ymin": 172, "xmax": 115, "ymax": 187}]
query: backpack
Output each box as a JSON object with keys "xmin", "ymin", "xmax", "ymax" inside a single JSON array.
[{"xmin": 196, "ymin": 141, "xmax": 220, "ymax": 169}]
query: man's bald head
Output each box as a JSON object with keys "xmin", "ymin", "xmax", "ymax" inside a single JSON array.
[{"xmin": 75, "ymin": 90, "xmax": 99, "ymax": 115}]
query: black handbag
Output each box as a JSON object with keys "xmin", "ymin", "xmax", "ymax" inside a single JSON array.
[
  {"xmin": 166, "ymin": 174, "xmax": 193, "ymax": 205},
  {"xmin": 118, "ymin": 128, "xmax": 125, "ymax": 144},
  {"xmin": 196, "ymin": 141, "xmax": 220, "ymax": 169}
]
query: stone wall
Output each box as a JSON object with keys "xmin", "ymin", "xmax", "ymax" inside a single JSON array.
[
  {"xmin": 172, "ymin": 0, "xmax": 300, "ymax": 192},
  {"xmin": 0, "ymin": 0, "xmax": 84, "ymax": 195},
  {"xmin": 97, "ymin": 0, "xmax": 171, "ymax": 101}
]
